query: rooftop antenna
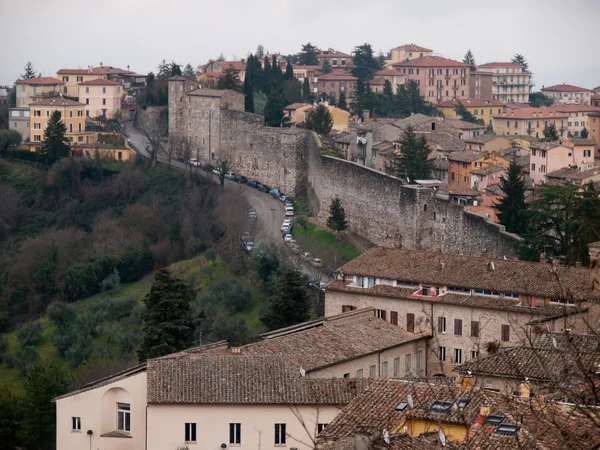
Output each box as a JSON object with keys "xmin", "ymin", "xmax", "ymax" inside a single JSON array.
[{"xmin": 407, "ymin": 394, "xmax": 414, "ymax": 409}]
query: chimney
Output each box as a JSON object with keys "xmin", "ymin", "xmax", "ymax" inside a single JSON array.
[
  {"xmin": 479, "ymin": 404, "xmax": 491, "ymax": 417},
  {"xmin": 439, "ymin": 262, "xmax": 445, "ymax": 270},
  {"xmin": 127, "ymin": 65, "xmax": 130, "ymax": 71},
  {"xmin": 539, "ymin": 252, "xmax": 546, "ymax": 263},
  {"xmin": 362, "ymin": 110, "xmax": 370, "ymax": 121},
  {"xmin": 231, "ymin": 347, "xmax": 241, "ymax": 354},
  {"xmin": 100, "ymin": 62, "xmax": 103, "ymax": 68}
]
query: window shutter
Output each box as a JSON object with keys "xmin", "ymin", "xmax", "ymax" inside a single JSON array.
[
  {"xmin": 381, "ymin": 310, "xmax": 386, "ymax": 321},
  {"xmin": 471, "ymin": 321, "xmax": 480, "ymax": 338},
  {"xmin": 390, "ymin": 311, "xmax": 398, "ymax": 326},
  {"xmin": 502, "ymin": 325, "xmax": 510, "ymax": 342},
  {"xmin": 407, "ymin": 313, "xmax": 415, "ymax": 332},
  {"xmin": 438, "ymin": 317, "xmax": 444, "ymax": 333},
  {"xmin": 455, "ymin": 319, "xmax": 462, "ymax": 336}
]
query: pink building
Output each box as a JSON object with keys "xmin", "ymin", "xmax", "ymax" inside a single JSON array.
[
  {"xmin": 283, "ymin": 103, "xmax": 313, "ymax": 126},
  {"xmin": 529, "ymin": 141, "xmax": 594, "ymax": 186},
  {"xmin": 392, "ymin": 56, "xmax": 471, "ymax": 103}
]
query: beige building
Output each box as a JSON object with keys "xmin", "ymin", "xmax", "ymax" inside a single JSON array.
[
  {"xmin": 549, "ymin": 104, "xmax": 600, "ymax": 137},
  {"xmin": 325, "ymin": 247, "xmax": 591, "ymax": 376},
  {"xmin": 475, "ymin": 62, "xmax": 531, "ymax": 103},
  {"xmin": 373, "ymin": 69, "xmax": 406, "ymax": 93},
  {"xmin": 57, "ymin": 65, "xmax": 136, "ymax": 98},
  {"xmin": 464, "ymin": 135, "xmax": 513, "ymax": 152},
  {"xmin": 493, "ymin": 108, "xmax": 568, "ymax": 138},
  {"xmin": 529, "ymin": 140, "xmax": 595, "ymax": 186},
  {"xmin": 317, "ymin": 71, "xmax": 357, "ymax": 103},
  {"xmin": 541, "ymin": 83, "xmax": 594, "ymax": 105},
  {"xmin": 317, "ymin": 49, "xmax": 353, "ymax": 69},
  {"xmin": 284, "ymin": 102, "xmax": 313, "ymax": 126},
  {"xmin": 198, "ymin": 60, "xmax": 246, "ymax": 82},
  {"xmin": 8, "ymin": 108, "xmax": 30, "ymax": 140},
  {"xmin": 327, "ymin": 105, "xmax": 350, "ymax": 132},
  {"xmin": 389, "ymin": 43, "xmax": 433, "ymax": 65},
  {"xmin": 15, "ymin": 76, "xmax": 64, "ymax": 107},
  {"xmin": 78, "ymin": 79, "xmax": 123, "ymax": 119}
]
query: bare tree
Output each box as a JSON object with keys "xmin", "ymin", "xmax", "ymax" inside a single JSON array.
[
  {"xmin": 0, "ymin": 185, "xmax": 20, "ymax": 240},
  {"xmin": 140, "ymin": 120, "xmax": 166, "ymax": 167}
]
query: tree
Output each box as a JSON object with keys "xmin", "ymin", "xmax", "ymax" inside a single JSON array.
[
  {"xmin": 284, "ymin": 60, "xmax": 294, "ymax": 81},
  {"xmin": 512, "ymin": 54, "xmax": 529, "ymax": 72},
  {"xmin": 217, "ymin": 67, "xmax": 241, "ymax": 91},
  {"xmin": 383, "ymin": 79, "xmax": 394, "ymax": 101},
  {"xmin": 581, "ymin": 127, "xmax": 589, "ymax": 139},
  {"xmin": 183, "ymin": 63, "xmax": 196, "ymax": 79},
  {"xmin": 327, "ymin": 197, "xmax": 348, "ymax": 233},
  {"xmin": 454, "ymin": 101, "xmax": 485, "ymax": 125},
  {"xmin": 22, "ymin": 359, "xmax": 70, "ymax": 450},
  {"xmin": 395, "ymin": 126, "xmax": 434, "ymax": 182},
  {"xmin": 298, "ymin": 42, "xmax": 320, "ymax": 66},
  {"xmin": 256, "ymin": 44, "xmax": 265, "ymax": 59},
  {"xmin": 321, "ymin": 59, "xmax": 332, "ymax": 74},
  {"xmin": 463, "ymin": 50, "xmax": 476, "ymax": 70},
  {"xmin": 543, "ymin": 123, "xmax": 560, "ymax": 141},
  {"xmin": 262, "ymin": 267, "xmax": 310, "ymax": 330},
  {"xmin": 304, "ymin": 104, "xmax": 333, "ymax": 135},
  {"xmin": 20, "ymin": 61, "xmax": 37, "ymax": 80},
  {"xmin": 215, "ymin": 157, "xmax": 230, "ymax": 189},
  {"xmin": 494, "ymin": 159, "xmax": 528, "ymax": 234},
  {"xmin": 137, "ymin": 270, "xmax": 198, "ymax": 361},
  {"xmin": 529, "ymin": 92, "xmax": 554, "ymax": 107},
  {"xmin": 243, "ymin": 67, "xmax": 254, "ymax": 112},
  {"xmin": 338, "ymin": 91, "xmax": 347, "ymax": 110},
  {"xmin": 39, "ymin": 110, "xmax": 70, "ymax": 165},
  {"xmin": 264, "ymin": 81, "xmax": 287, "ymax": 127},
  {"xmin": 302, "ymin": 78, "xmax": 311, "ymax": 102},
  {"xmin": 352, "ymin": 43, "xmax": 382, "ymax": 81},
  {"xmin": 0, "ymin": 129, "xmax": 21, "ymax": 150},
  {"xmin": 0, "ymin": 386, "xmax": 22, "ymax": 450}
]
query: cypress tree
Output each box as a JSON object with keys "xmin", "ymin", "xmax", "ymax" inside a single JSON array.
[
  {"xmin": 263, "ymin": 56, "xmax": 272, "ymax": 93},
  {"xmin": 327, "ymin": 197, "xmax": 348, "ymax": 233},
  {"xmin": 321, "ymin": 59, "xmax": 333, "ymax": 74},
  {"xmin": 305, "ymin": 104, "xmax": 333, "ymax": 135},
  {"xmin": 396, "ymin": 126, "xmax": 434, "ymax": 182},
  {"xmin": 383, "ymin": 79, "xmax": 394, "ymax": 101},
  {"xmin": 495, "ymin": 159, "xmax": 528, "ymax": 234},
  {"xmin": 138, "ymin": 270, "xmax": 198, "ymax": 361},
  {"xmin": 284, "ymin": 60, "xmax": 294, "ymax": 81},
  {"xmin": 244, "ymin": 69, "xmax": 254, "ymax": 112},
  {"xmin": 261, "ymin": 267, "xmax": 310, "ymax": 330},
  {"xmin": 338, "ymin": 91, "xmax": 347, "ymax": 110},
  {"xmin": 463, "ymin": 50, "xmax": 476, "ymax": 70},
  {"xmin": 264, "ymin": 82, "xmax": 286, "ymax": 127},
  {"xmin": 302, "ymin": 77, "xmax": 311, "ymax": 101},
  {"xmin": 40, "ymin": 110, "xmax": 70, "ymax": 165}
]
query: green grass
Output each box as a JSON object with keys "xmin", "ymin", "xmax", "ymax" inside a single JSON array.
[
  {"xmin": 292, "ymin": 222, "xmax": 360, "ymax": 264},
  {"xmin": 319, "ymin": 148, "xmax": 345, "ymax": 159}
]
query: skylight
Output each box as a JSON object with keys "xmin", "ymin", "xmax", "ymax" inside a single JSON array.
[
  {"xmin": 485, "ymin": 415, "xmax": 505, "ymax": 425},
  {"xmin": 457, "ymin": 397, "xmax": 470, "ymax": 409},
  {"xmin": 496, "ymin": 423, "xmax": 519, "ymax": 436},
  {"xmin": 429, "ymin": 401, "xmax": 453, "ymax": 413},
  {"xmin": 395, "ymin": 402, "xmax": 408, "ymax": 411}
]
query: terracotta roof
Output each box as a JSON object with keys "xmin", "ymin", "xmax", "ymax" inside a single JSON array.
[
  {"xmin": 372, "ymin": 141, "xmax": 394, "ymax": 151},
  {"xmin": 370, "ymin": 77, "xmax": 387, "ymax": 86},
  {"xmin": 416, "ymin": 132, "xmax": 467, "ymax": 151},
  {"xmin": 392, "ymin": 44, "xmax": 433, "ymax": 53},
  {"xmin": 292, "ymin": 64, "xmax": 322, "ymax": 71},
  {"xmin": 493, "ymin": 108, "xmax": 568, "ymax": 120},
  {"xmin": 449, "ymin": 150, "xmax": 485, "ymax": 163},
  {"xmin": 242, "ymin": 309, "xmax": 430, "ymax": 372},
  {"xmin": 546, "ymin": 166, "xmax": 600, "ymax": 181},
  {"xmin": 470, "ymin": 165, "xmax": 505, "ymax": 176},
  {"xmin": 16, "ymin": 76, "xmax": 64, "ymax": 85},
  {"xmin": 445, "ymin": 119, "xmax": 486, "ymax": 130},
  {"xmin": 186, "ymin": 88, "xmax": 239, "ymax": 98},
  {"xmin": 464, "ymin": 135, "xmax": 511, "ymax": 144},
  {"xmin": 438, "ymin": 98, "xmax": 505, "ymax": 108},
  {"xmin": 319, "ymin": 50, "xmax": 352, "ymax": 58},
  {"xmin": 393, "ymin": 114, "xmax": 439, "ymax": 129},
  {"xmin": 284, "ymin": 103, "xmax": 312, "ymax": 110},
  {"xmin": 146, "ymin": 354, "xmax": 368, "ymax": 404},
  {"xmin": 58, "ymin": 67, "xmax": 133, "ymax": 76},
  {"xmin": 569, "ymin": 138, "xmax": 596, "ymax": 146},
  {"xmin": 375, "ymin": 69, "xmax": 405, "ymax": 77},
  {"xmin": 529, "ymin": 142, "xmax": 562, "ymax": 150},
  {"xmin": 549, "ymin": 104, "xmax": 600, "ymax": 113},
  {"xmin": 29, "ymin": 97, "xmax": 85, "ymax": 107},
  {"xmin": 542, "ymin": 84, "xmax": 593, "ymax": 93},
  {"xmin": 393, "ymin": 56, "xmax": 470, "ymax": 68},
  {"xmin": 78, "ymin": 78, "xmax": 121, "ymax": 86},
  {"xmin": 504, "ymin": 102, "xmax": 533, "ymax": 110},
  {"xmin": 219, "ymin": 61, "xmax": 246, "ymax": 71},
  {"xmin": 445, "ymin": 186, "xmax": 481, "ymax": 197},
  {"xmin": 478, "ymin": 62, "xmax": 523, "ymax": 68},
  {"xmin": 333, "ymin": 247, "xmax": 599, "ymax": 301},
  {"xmin": 318, "ymin": 72, "xmax": 358, "ymax": 81}
]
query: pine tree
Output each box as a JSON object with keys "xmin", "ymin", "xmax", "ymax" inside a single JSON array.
[
  {"xmin": 244, "ymin": 67, "xmax": 254, "ymax": 112},
  {"xmin": 21, "ymin": 61, "xmax": 37, "ymax": 80},
  {"xmin": 321, "ymin": 59, "xmax": 333, "ymax": 74},
  {"xmin": 395, "ymin": 126, "xmax": 434, "ymax": 182},
  {"xmin": 183, "ymin": 63, "xmax": 196, "ymax": 79},
  {"xmin": 256, "ymin": 44, "xmax": 265, "ymax": 59},
  {"xmin": 217, "ymin": 67, "xmax": 241, "ymax": 91},
  {"xmin": 40, "ymin": 110, "xmax": 70, "ymax": 165},
  {"xmin": 304, "ymin": 104, "xmax": 333, "ymax": 135},
  {"xmin": 302, "ymin": 78, "xmax": 311, "ymax": 102},
  {"xmin": 338, "ymin": 91, "xmax": 347, "ymax": 110},
  {"xmin": 454, "ymin": 101, "xmax": 484, "ymax": 125},
  {"xmin": 168, "ymin": 61, "xmax": 182, "ymax": 77},
  {"xmin": 0, "ymin": 386, "xmax": 22, "ymax": 449},
  {"xmin": 138, "ymin": 270, "xmax": 198, "ymax": 361},
  {"xmin": 22, "ymin": 360, "xmax": 70, "ymax": 450},
  {"xmin": 494, "ymin": 159, "xmax": 528, "ymax": 234},
  {"xmin": 463, "ymin": 50, "xmax": 476, "ymax": 70},
  {"xmin": 327, "ymin": 197, "xmax": 348, "ymax": 232},
  {"xmin": 261, "ymin": 267, "xmax": 310, "ymax": 330},
  {"xmin": 511, "ymin": 54, "xmax": 529, "ymax": 72},
  {"xmin": 581, "ymin": 127, "xmax": 589, "ymax": 139},
  {"xmin": 284, "ymin": 60, "xmax": 294, "ymax": 81},
  {"xmin": 543, "ymin": 123, "xmax": 559, "ymax": 142},
  {"xmin": 383, "ymin": 79, "xmax": 394, "ymax": 101},
  {"xmin": 264, "ymin": 81, "xmax": 286, "ymax": 127},
  {"xmin": 298, "ymin": 42, "xmax": 320, "ymax": 66}
]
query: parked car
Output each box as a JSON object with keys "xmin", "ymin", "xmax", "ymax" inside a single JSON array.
[
  {"xmin": 243, "ymin": 241, "xmax": 255, "ymax": 252},
  {"xmin": 231, "ymin": 175, "xmax": 241, "ymax": 183},
  {"xmin": 241, "ymin": 232, "xmax": 251, "ymax": 242},
  {"xmin": 270, "ymin": 189, "xmax": 280, "ymax": 199},
  {"xmin": 202, "ymin": 164, "xmax": 214, "ymax": 172},
  {"xmin": 247, "ymin": 208, "xmax": 257, "ymax": 220},
  {"xmin": 307, "ymin": 277, "xmax": 325, "ymax": 290},
  {"xmin": 290, "ymin": 243, "xmax": 301, "ymax": 253},
  {"xmin": 302, "ymin": 252, "xmax": 312, "ymax": 261},
  {"xmin": 323, "ymin": 264, "xmax": 335, "ymax": 277},
  {"xmin": 281, "ymin": 219, "xmax": 292, "ymax": 231},
  {"xmin": 285, "ymin": 206, "xmax": 294, "ymax": 217},
  {"xmin": 189, "ymin": 158, "xmax": 200, "ymax": 167},
  {"xmin": 212, "ymin": 168, "xmax": 220, "ymax": 176},
  {"xmin": 284, "ymin": 200, "xmax": 294, "ymax": 208},
  {"xmin": 283, "ymin": 233, "xmax": 293, "ymax": 242},
  {"xmin": 287, "ymin": 239, "xmax": 298, "ymax": 246},
  {"xmin": 224, "ymin": 171, "xmax": 236, "ymax": 180},
  {"xmin": 239, "ymin": 175, "xmax": 248, "ymax": 183},
  {"xmin": 247, "ymin": 180, "xmax": 258, "ymax": 188}
]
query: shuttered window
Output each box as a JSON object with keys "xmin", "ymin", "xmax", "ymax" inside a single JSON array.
[{"xmin": 407, "ymin": 313, "xmax": 415, "ymax": 332}]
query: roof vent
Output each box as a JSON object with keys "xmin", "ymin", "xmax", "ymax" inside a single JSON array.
[
  {"xmin": 488, "ymin": 261, "xmax": 496, "ymax": 271},
  {"xmin": 395, "ymin": 402, "xmax": 408, "ymax": 411},
  {"xmin": 439, "ymin": 262, "xmax": 445, "ymax": 270}
]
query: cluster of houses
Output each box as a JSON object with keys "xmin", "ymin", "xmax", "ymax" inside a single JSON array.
[{"xmin": 55, "ymin": 244, "xmax": 600, "ymax": 449}]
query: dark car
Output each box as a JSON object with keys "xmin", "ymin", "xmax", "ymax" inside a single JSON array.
[
  {"xmin": 247, "ymin": 180, "xmax": 258, "ymax": 188},
  {"xmin": 239, "ymin": 175, "xmax": 248, "ymax": 184},
  {"xmin": 232, "ymin": 175, "xmax": 242, "ymax": 183},
  {"xmin": 262, "ymin": 184, "xmax": 272, "ymax": 192},
  {"xmin": 258, "ymin": 184, "xmax": 270, "ymax": 193},
  {"xmin": 202, "ymin": 164, "xmax": 214, "ymax": 172},
  {"xmin": 323, "ymin": 264, "xmax": 335, "ymax": 278}
]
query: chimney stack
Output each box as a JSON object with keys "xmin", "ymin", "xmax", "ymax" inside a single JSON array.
[
  {"xmin": 362, "ymin": 110, "xmax": 370, "ymax": 122},
  {"xmin": 100, "ymin": 62, "xmax": 103, "ymax": 68}
]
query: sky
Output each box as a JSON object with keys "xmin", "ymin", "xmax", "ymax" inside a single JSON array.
[{"xmin": 1, "ymin": 0, "xmax": 599, "ymax": 90}]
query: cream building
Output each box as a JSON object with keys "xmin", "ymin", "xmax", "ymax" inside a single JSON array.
[
  {"xmin": 8, "ymin": 108, "xmax": 30, "ymax": 140},
  {"xmin": 58, "ymin": 65, "xmax": 134, "ymax": 98},
  {"xmin": 78, "ymin": 79, "xmax": 123, "ymax": 119},
  {"xmin": 541, "ymin": 83, "xmax": 594, "ymax": 105},
  {"xmin": 476, "ymin": 62, "xmax": 532, "ymax": 103},
  {"xmin": 15, "ymin": 77, "xmax": 64, "ymax": 107},
  {"xmin": 389, "ymin": 44, "xmax": 433, "ymax": 65}
]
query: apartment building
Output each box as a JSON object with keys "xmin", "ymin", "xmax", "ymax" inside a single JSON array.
[
  {"xmin": 542, "ymin": 83, "xmax": 594, "ymax": 105},
  {"xmin": 437, "ymin": 98, "xmax": 506, "ymax": 127},
  {"xmin": 317, "ymin": 49, "xmax": 353, "ymax": 68},
  {"xmin": 28, "ymin": 98, "xmax": 90, "ymax": 151},
  {"xmin": 529, "ymin": 140, "xmax": 595, "ymax": 186},
  {"xmin": 492, "ymin": 108, "xmax": 568, "ymax": 138},
  {"xmin": 549, "ymin": 104, "xmax": 600, "ymax": 137},
  {"xmin": 448, "ymin": 150, "xmax": 510, "ymax": 189},
  {"xmin": 78, "ymin": 79, "xmax": 122, "ymax": 119},
  {"xmin": 392, "ymin": 56, "xmax": 471, "ymax": 103},
  {"xmin": 475, "ymin": 62, "xmax": 531, "ymax": 103},
  {"xmin": 373, "ymin": 69, "xmax": 406, "ymax": 93},
  {"xmin": 292, "ymin": 64, "xmax": 321, "ymax": 93},
  {"xmin": 15, "ymin": 77, "xmax": 64, "ymax": 107},
  {"xmin": 8, "ymin": 108, "xmax": 30, "ymax": 140},
  {"xmin": 388, "ymin": 43, "xmax": 433, "ymax": 65},
  {"xmin": 325, "ymin": 247, "xmax": 590, "ymax": 376},
  {"xmin": 589, "ymin": 110, "xmax": 600, "ymax": 143},
  {"xmin": 317, "ymin": 71, "xmax": 357, "ymax": 102}
]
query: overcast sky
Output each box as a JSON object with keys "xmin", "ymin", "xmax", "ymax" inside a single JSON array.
[{"xmin": 2, "ymin": 0, "xmax": 599, "ymax": 90}]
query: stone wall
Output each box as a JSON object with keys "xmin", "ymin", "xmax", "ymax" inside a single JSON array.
[{"xmin": 135, "ymin": 105, "xmax": 167, "ymax": 136}]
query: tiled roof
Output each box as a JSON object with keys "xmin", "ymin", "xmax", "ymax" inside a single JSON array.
[
  {"xmin": 146, "ymin": 354, "xmax": 368, "ymax": 404},
  {"xmin": 393, "ymin": 56, "xmax": 470, "ymax": 68},
  {"xmin": 393, "ymin": 113, "xmax": 438, "ymax": 129},
  {"xmin": 392, "ymin": 44, "xmax": 433, "ymax": 53},
  {"xmin": 569, "ymin": 138, "xmax": 596, "ymax": 146},
  {"xmin": 333, "ymin": 247, "xmax": 599, "ymax": 301},
  {"xmin": 29, "ymin": 97, "xmax": 85, "ymax": 107},
  {"xmin": 78, "ymin": 78, "xmax": 121, "ymax": 86},
  {"xmin": 16, "ymin": 76, "xmax": 64, "ymax": 85},
  {"xmin": 284, "ymin": 103, "xmax": 312, "ymax": 110},
  {"xmin": 546, "ymin": 167, "xmax": 600, "ymax": 181},
  {"xmin": 529, "ymin": 142, "xmax": 562, "ymax": 150},
  {"xmin": 292, "ymin": 64, "xmax": 322, "ymax": 71},
  {"xmin": 438, "ymin": 98, "xmax": 505, "ymax": 108},
  {"xmin": 370, "ymin": 77, "xmax": 387, "ymax": 86},
  {"xmin": 470, "ymin": 165, "xmax": 505, "ymax": 176},
  {"xmin": 375, "ymin": 69, "xmax": 405, "ymax": 77},
  {"xmin": 478, "ymin": 62, "xmax": 523, "ymax": 68},
  {"xmin": 187, "ymin": 88, "xmax": 238, "ymax": 98},
  {"xmin": 542, "ymin": 84, "xmax": 593, "ymax": 93},
  {"xmin": 449, "ymin": 150, "xmax": 485, "ymax": 163},
  {"xmin": 241, "ymin": 309, "xmax": 430, "ymax": 372},
  {"xmin": 445, "ymin": 119, "xmax": 486, "ymax": 130},
  {"xmin": 417, "ymin": 132, "xmax": 467, "ymax": 151},
  {"xmin": 219, "ymin": 61, "xmax": 246, "ymax": 71},
  {"xmin": 318, "ymin": 72, "xmax": 358, "ymax": 81},
  {"xmin": 549, "ymin": 104, "xmax": 600, "ymax": 113},
  {"xmin": 493, "ymin": 108, "xmax": 568, "ymax": 120},
  {"xmin": 503, "ymin": 102, "xmax": 533, "ymax": 110},
  {"xmin": 319, "ymin": 50, "xmax": 352, "ymax": 58},
  {"xmin": 464, "ymin": 135, "xmax": 511, "ymax": 144}
]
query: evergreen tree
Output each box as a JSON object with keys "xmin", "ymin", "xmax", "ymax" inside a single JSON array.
[
  {"xmin": 168, "ymin": 61, "xmax": 182, "ymax": 77},
  {"xmin": 511, "ymin": 54, "xmax": 529, "ymax": 71},
  {"xmin": 138, "ymin": 270, "xmax": 198, "ymax": 361},
  {"xmin": 217, "ymin": 67, "xmax": 241, "ymax": 91},
  {"xmin": 305, "ymin": 104, "xmax": 333, "ymax": 135},
  {"xmin": 263, "ymin": 56, "xmax": 272, "ymax": 93},
  {"xmin": 321, "ymin": 59, "xmax": 333, "ymax": 74},
  {"xmin": 271, "ymin": 55, "xmax": 283, "ymax": 81},
  {"xmin": 40, "ymin": 110, "xmax": 70, "ymax": 165},
  {"xmin": 284, "ymin": 60, "xmax": 294, "ymax": 81},
  {"xmin": 302, "ymin": 77, "xmax": 311, "ymax": 102},
  {"xmin": 383, "ymin": 79, "xmax": 394, "ymax": 101},
  {"xmin": 529, "ymin": 92, "xmax": 554, "ymax": 107},
  {"xmin": 261, "ymin": 267, "xmax": 310, "ymax": 330},
  {"xmin": 395, "ymin": 126, "xmax": 434, "ymax": 182},
  {"xmin": 454, "ymin": 101, "xmax": 484, "ymax": 125},
  {"xmin": 0, "ymin": 386, "xmax": 22, "ymax": 450},
  {"xmin": 183, "ymin": 63, "xmax": 196, "ymax": 79},
  {"xmin": 20, "ymin": 61, "xmax": 38, "ymax": 80},
  {"xmin": 338, "ymin": 91, "xmax": 347, "ymax": 110},
  {"xmin": 256, "ymin": 44, "xmax": 265, "ymax": 59},
  {"xmin": 264, "ymin": 82, "xmax": 287, "ymax": 127},
  {"xmin": 463, "ymin": 50, "xmax": 476, "ymax": 70},
  {"xmin": 494, "ymin": 159, "xmax": 528, "ymax": 234},
  {"xmin": 327, "ymin": 197, "xmax": 348, "ymax": 232},
  {"xmin": 298, "ymin": 42, "xmax": 320, "ymax": 66},
  {"xmin": 581, "ymin": 127, "xmax": 589, "ymax": 139},
  {"xmin": 352, "ymin": 43, "xmax": 380, "ymax": 81},
  {"xmin": 283, "ymin": 78, "xmax": 302, "ymax": 104},
  {"xmin": 22, "ymin": 360, "xmax": 70, "ymax": 450},
  {"xmin": 244, "ymin": 66, "xmax": 255, "ymax": 112},
  {"xmin": 542, "ymin": 123, "xmax": 559, "ymax": 141}
]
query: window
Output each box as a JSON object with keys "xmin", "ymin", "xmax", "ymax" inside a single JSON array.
[
  {"xmin": 62, "ymin": 76, "xmax": 69, "ymax": 82},
  {"xmin": 318, "ymin": 423, "xmax": 328, "ymax": 433},
  {"xmin": 463, "ymin": 176, "xmax": 468, "ymax": 183},
  {"xmin": 342, "ymin": 305, "xmax": 356, "ymax": 313},
  {"xmin": 454, "ymin": 319, "xmax": 462, "ymax": 336},
  {"xmin": 275, "ymin": 423, "xmax": 286, "ymax": 445},
  {"xmin": 343, "ymin": 373, "xmax": 350, "ymax": 378},
  {"xmin": 381, "ymin": 361, "xmax": 388, "ymax": 377},
  {"xmin": 405, "ymin": 313, "xmax": 415, "ymax": 332},
  {"xmin": 531, "ymin": 163, "xmax": 536, "ymax": 172},
  {"xmin": 390, "ymin": 311, "xmax": 398, "ymax": 326},
  {"xmin": 416, "ymin": 350, "xmax": 422, "ymax": 371},
  {"xmin": 356, "ymin": 368, "xmax": 363, "ymax": 378},
  {"xmin": 102, "ymin": 98, "xmax": 106, "ymax": 105},
  {"xmin": 72, "ymin": 417, "xmax": 81, "ymax": 431},
  {"xmin": 369, "ymin": 365, "xmax": 376, "ymax": 378},
  {"xmin": 454, "ymin": 348, "xmax": 462, "ymax": 364},
  {"xmin": 438, "ymin": 317, "xmax": 446, "ymax": 333},
  {"xmin": 102, "ymin": 87, "xmax": 106, "ymax": 94},
  {"xmin": 501, "ymin": 324, "xmax": 510, "ymax": 342},
  {"xmin": 34, "ymin": 122, "xmax": 41, "ymax": 129},
  {"xmin": 584, "ymin": 150, "xmax": 591, "ymax": 157},
  {"xmin": 69, "ymin": 110, "xmax": 73, "ymax": 118},
  {"xmin": 229, "ymin": 423, "xmax": 241, "ymax": 444},
  {"xmin": 34, "ymin": 135, "xmax": 41, "ymax": 142},
  {"xmin": 185, "ymin": 423, "xmax": 197, "ymax": 443},
  {"xmin": 86, "ymin": 98, "xmax": 89, "ymax": 105},
  {"xmin": 405, "ymin": 354, "xmax": 411, "ymax": 374},
  {"xmin": 393, "ymin": 357, "xmax": 400, "ymax": 377},
  {"xmin": 471, "ymin": 350, "xmax": 479, "ymax": 360},
  {"xmin": 117, "ymin": 403, "xmax": 131, "ymax": 432},
  {"xmin": 375, "ymin": 309, "xmax": 386, "ymax": 320},
  {"xmin": 78, "ymin": 123, "xmax": 82, "ymax": 132},
  {"xmin": 438, "ymin": 346, "xmax": 446, "ymax": 362},
  {"xmin": 85, "ymin": 87, "xmax": 90, "ymax": 94},
  {"xmin": 471, "ymin": 321, "xmax": 480, "ymax": 338},
  {"xmin": 77, "ymin": 76, "xmax": 83, "ymax": 82}
]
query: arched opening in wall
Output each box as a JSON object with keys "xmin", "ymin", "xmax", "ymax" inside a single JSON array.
[
  {"xmin": 424, "ymin": 204, "xmax": 427, "ymax": 212},
  {"xmin": 101, "ymin": 387, "xmax": 132, "ymax": 436},
  {"xmin": 431, "ymin": 122, "xmax": 436, "ymax": 131}
]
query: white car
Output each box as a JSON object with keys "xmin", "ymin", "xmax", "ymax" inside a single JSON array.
[
  {"xmin": 224, "ymin": 171, "xmax": 236, "ymax": 180},
  {"xmin": 281, "ymin": 220, "xmax": 291, "ymax": 231},
  {"xmin": 285, "ymin": 207, "xmax": 294, "ymax": 217},
  {"xmin": 283, "ymin": 233, "xmax": 293, "ymax": 242},
  {"xmin": 189, "ymin": 158, "xmax": 200, "ymax": 167},
  {"xmin": 212, "ymin": 168, "xmax": 220, "ymax": 176}
]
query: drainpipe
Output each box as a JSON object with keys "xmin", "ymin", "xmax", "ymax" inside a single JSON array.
[{"xmin": 145, "ymin": 405, "xmax": 148, "ymax": 450}]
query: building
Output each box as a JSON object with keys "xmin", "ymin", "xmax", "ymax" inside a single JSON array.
[
  {"xmin": 72, "ymin": 143, "xmax": 134, "ymax": 162},
  {"xmin": 474, "ymin": 62, "xmax": 531, "ymax": 103},
  {"xmin": 8, "ymin": 108, "xmax": 30, "ymax": 140},
  {"xmin": 549, "ymin": 104, "xmax": 600, "ymax": 137},
  {"xmin": 373, "ymin": 69, "xmax": 406, "ymax": 93},
  {"xmin": 389, "ymin": 44, "xmax": 433, "ymax": 65},
  {"xmin": 392, "ymin": 56, "xmax": 471, "ymax": 103},
  {"xmin": 317, "ymin": 49, "xmax": 353, "ymax": 69},
  {"xmin": 317, "ymin": 71, "xmax": 357, "ymax": 103},
  {"xmin": 464, "ymin": 135, "xmax": 513, "ymax": 152},
  {"xmin": 369, "ymin": 77, "xmax": 387, "ymax": 93},
  {"xmin": 492, "ymin": 108, "xmax": 568, "ymax": 138},
  {"xmin": 545, "ymin": 166, "xmax": 600, "ymax": 187},
  {"xmin": 198, "ymin": 60, "xmax": 246, "ymax": 82},
  {"xmin": 470, "ymin": 164, "xmax": 505, "ymax": 193},
  {"xmin": 443, "ymin": 119, "xmax": 485, "ymax": 139},
  {"xmin": 448, "ymin": 150, "xmax": 510, "ymax": 189},
  {"xmin": 529, "ymin": 141, "xmax": 594, "ymax": 186},
  {"xmin": 325, "ymin": 247, "xmax": 590, "ymax": 376},
  {"xmin": 292, "ymin": 64, "xmax": 321, "ymax": 93},
  {"xmin": 283, "ymin": 103, "xmax": 313, "ymax": 126},
  {"xmin": 437, "ymin": 98, "xmax": 506, "ymax": 127},
  {"xmin": 78, "ymin": 79, "xmax": 123, "ymax": 119},
  {"xmin": 541, "ymin": 83, "xmax": 594, "ymax": 105},
  {"xmin": 327, "ymin": 105, "xmax": 350, "ymax": 133},
  {"xmin": 589, "ymin": 110, "xmax": 600, "ymax": 143},
  {"xmin": 28, "ymin": 97, "xmax": 90, "ymax": 151},
  {"xmin": 15, "ymin": 76, "xmax": 64, "ymax": 107}
]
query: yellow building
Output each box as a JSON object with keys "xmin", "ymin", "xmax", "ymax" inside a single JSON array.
[
  {"xmin": 78, "ymin": 79, "xmax": 123, "ymax": 119},
  {"xmin": 15, "ymin": 77, "xmax": 64, "ymax": 107},
  {"xmin": 57, "ymin": 65, "xmax": 133, "ymax": 98},
  {"xmin": 437, "ymin": 98, "xmax": 506, "ymax": 126},
  {"xmin": 326, "ymin": 105, "xmax": 350, "ymax": 132},
  {"xmin": 28, "ymin": 98, "xmax": 93, "ymax": 151}
]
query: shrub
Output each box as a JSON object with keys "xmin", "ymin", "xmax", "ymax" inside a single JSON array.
[
  {"xmin": 100, "ymin": 269, "xmax": 121, "ymax": 291},
  {"xmin": 46, "ymin": 301, "xmax": 76, "ymax": 329},
  {"xmin": 16, "ymin": 321, "xmax": 43, "ymax": 346},
  {"xmin": 186, "ymin": 236, "xmax": 206, "ymax": 256},
  {"xmin": 0, "ymin": 312, "xmax": 9, "ymax": 332},
  {"xmin": 204, "ymin": 247, "xmax": 216, "ymax": 262},
  {"xmin": 5, "ymin": 346, "xmax": 39, "ymax": 375},
  {"xmin": 64, "ymin": 333, "xmax": 93, "ymax": 367},
  {"xmin": 0, "ymin": 335, "xmax": 8, "ymax": 361},
  {"xmin": 32, "ymin": 244, "xmax": 59, "ymax": 295}
]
